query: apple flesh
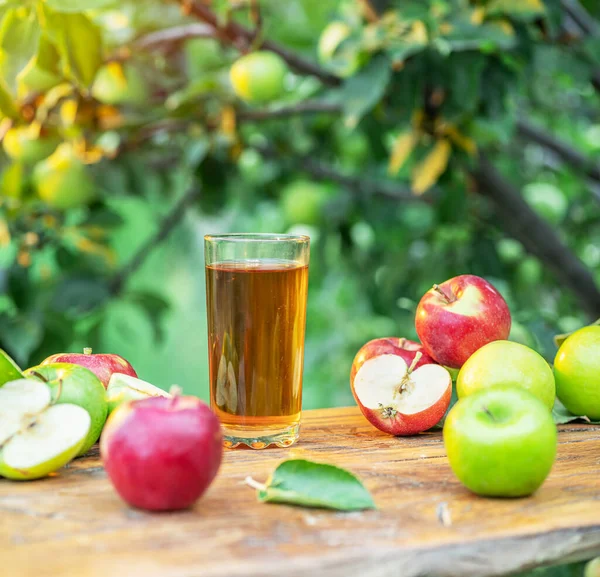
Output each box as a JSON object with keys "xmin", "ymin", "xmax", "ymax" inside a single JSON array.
[
  {"xmin": 41, "ymin": 348, "xmax": 137, "ymax": 389},
  {"xmin": 100, "ymin": 395, "xmax": 223, "ymax": 511},
  {"xmin": 415, "ymin": 274, "xmax": 511, "ymax": 368},
  {"xmin": 444, "ymin": 385, "xmax": 557, "ymax": 497},
  {"xmin": 351, "ymin": 352, "xmax": 452, "ymax": 436},
  {"xmin": 0, "ymin": 379, "xmax": 90, "ymax": 480},
  {"xmin": 25, "ymin": 363, "xmax": 108, "ymax": 455},
  {"xmin": 106, "ymin": 373, "xmax": 171, "ymax": 414},
  {"xmin": 350, "ymin": 337, "xmax": 436, "ymax": 385}
]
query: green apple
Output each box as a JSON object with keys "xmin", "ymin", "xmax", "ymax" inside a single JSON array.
[
  {"xmin": 281, "ymin": 180, "xmax": 335, "ymax": 226},
  {"xmin": 32, "ymin": 143, "xmax": 95, "ymax": 211},
  {"xmin": 0, "ymin": 379, "xmax": 90, "ymax": 480},
  {"xmin": 444, "ymin": 386, "xmax": 557, "ymax": 497},
  {"xmin": 554, "ymin": 326, "xmax": 600, "ymax": 419},
  {"xmin": 106, "ymin": 373, "xmax": 170, "ymax": 414},
  {"xmin": 25, "ymin": 363, "xmax": 108, "ymax": 455},
  {"xmin": 523, "ymin": 182, "xmax": 568, "ymax": 224},
  {"xmin": 92, "ymin": 62, "xmax": 147, "ymax": 105},
  {"xmin": 585, "ymin": 557, "xmax": 600, "ymax": 577},
  {"xmin": 229, "ymin": 51, "xmax": 288, "ymax": 104},
  {"xmin": 3, "ymin": 125, "xmax": 60, "ymax": 164},
  {"xmin": 457, "ymin": 340, "xmax": 555, "ymax": 409},
  {"xmin": 0, "ymin": 349, "xmax": 23, "ymax": 386}
]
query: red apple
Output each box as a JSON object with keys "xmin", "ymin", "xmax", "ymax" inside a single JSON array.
[
  {"xmin": 351, "ymin": 352, "xmax": 452, "ymax": 436},
  {"xmin": 415, "ymin": 274, "xmax": 511, "ymax": 369},
  {"xmin": 350, "ymin": 337, "xmax": 436, "ymax": 385},
  {"xmin": 100, "ymin": 393, "xmax": 222, "ymax": 511},
  {"xmin": 41, "ymin": 348, "xmax": 137, "ymax": 389}
]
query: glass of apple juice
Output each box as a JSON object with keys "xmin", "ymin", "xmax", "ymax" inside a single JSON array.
[{"xmin": 204, "ymin": 234, "xmax": 310, "ymax": 449}]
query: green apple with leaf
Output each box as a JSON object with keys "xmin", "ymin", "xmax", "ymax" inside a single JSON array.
[
  {"xmin": 457, "ymin": 340, "xmax": 555, "ymax": 409},
  {"xmin": 554, "ymin": 326, "xmax": 600, "ymax": 420},
  {"xmin": 0, "ymin": 379, "xmax": 90, "ymax": 480},
  {"xmin": 25, "ymin": 363, "xmax": 108, "ymax": 455},
  {"xmin": 444, "ymin": 386, "xmax": 557, "ymax": 497}
]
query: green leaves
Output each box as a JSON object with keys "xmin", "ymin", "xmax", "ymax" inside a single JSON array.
[
  {"xmin": 39, "ymin": 7, "xmax": 102, "ymax": 89},
  {"xmin": 341, "ymin": 54, "xmax": 391, "ymax": 128},
  {"xmin": 552, "ymin": 399, "xmax": 600, "ymax": 425},
  {"xmin": 247, "ymin": 459, "xmax": 376, "ymax": 511},
  {"xmin": 486, "ymin": 0, "xmax": 546, "ymax": 21}
]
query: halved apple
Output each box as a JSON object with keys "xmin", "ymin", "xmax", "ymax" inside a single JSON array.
[
  {"xmin": 106, "ymin": 373, "xmax": 171, "ymax": 414},
  {"xmin": 0, "ymin": 379, "xmax": 90, "ymax": 480},
  {"xmin": 351, "ymin": 353, "xmax": 452, "ymax": 436}
]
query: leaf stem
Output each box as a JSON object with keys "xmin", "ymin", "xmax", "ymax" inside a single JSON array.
[{"xmin": 245, "ymin": 476, "xmax": 267, "ymax": 492}]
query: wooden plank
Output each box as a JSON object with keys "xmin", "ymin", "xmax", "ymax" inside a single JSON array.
[{"xmin": 1, "ymin": 406, "xmax": 600, "ymax": 577}]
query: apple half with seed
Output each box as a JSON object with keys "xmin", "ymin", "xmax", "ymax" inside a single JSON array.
[
  {"xmin": 0, "ymin": 379, "xmax": 90, "ymax": 480},
  {"xmin": 351, "ymin": 353, "xmax": 452, "ymax": 435},
  {"xmin": 106, "ymin": 374, "xmax": 171, "ymax": 414}
]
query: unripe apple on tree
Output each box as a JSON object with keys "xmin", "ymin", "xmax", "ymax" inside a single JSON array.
[
  {"xmin": 229, "ymin": 51, "xmax": 288, "ymax": 104},
  {"xmin": 415, "ymin": 274, "xmax": 511, "ymax": 368}
]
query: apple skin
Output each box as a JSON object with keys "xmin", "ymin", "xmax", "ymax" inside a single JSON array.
[
  {"xmin": 41, "ymin": 348, "xmax": 137, "ymax": 389},
  {"xmin": 350, "ymin": 337, "xmax": 436, "ymax": 385},
  {"xmin": 554, "ymin": 326, "xmax": 600, "ymax": 420},
  {"xmin": 457, "ymin": 340, "xmax": 555, "ymax": 410},
  {"xmin": 415, "ymin": 274, "xmax": 511, "ymax": 368},
  {"xmin": 444, "ymin": 385, "xmax": 557, "ymax": 497},
  {"xmin": 100, "ymin": 395, "xmax": 223, "ymax": 511}
]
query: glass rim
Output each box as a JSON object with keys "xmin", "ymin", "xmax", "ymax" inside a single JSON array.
[{"xmin": 204, "ymin": 233, "xmax": 310, "ymax": 244}]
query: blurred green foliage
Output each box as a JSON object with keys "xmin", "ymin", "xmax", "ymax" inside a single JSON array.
[{"xmin": 1, "ymin": 0, "xmax": 600, "ymax": 418}]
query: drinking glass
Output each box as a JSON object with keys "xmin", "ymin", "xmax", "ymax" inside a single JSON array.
[{"xmin": 204, "ymin": 234, "xmax": 310, "ymax": 449}]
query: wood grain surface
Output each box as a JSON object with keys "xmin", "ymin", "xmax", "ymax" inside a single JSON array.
[{"xmin": 1, "ymin": 406, "xmax": 600, "ymax": 577}]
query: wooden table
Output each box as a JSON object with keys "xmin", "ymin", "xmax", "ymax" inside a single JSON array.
[{"xmin": 1, "ymin": 407, "xmax": 600, "ymax": 577}]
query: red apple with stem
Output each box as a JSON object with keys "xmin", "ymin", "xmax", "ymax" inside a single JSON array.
[
  {"xmin": 100, "ymin": 389, "xmax": 223, "ymax": 511},
  {"xmin": 350, "ymin": 337, "xmax": 436, "ymax": 385},
  {"xmin": 351, "ymin": 351, "xmax": 452, "ymax": 436},
  {"xmin": 415, "ymin": 274, "xmax": 511, "ymax": 369},
  {"xmin": 41, "ymin": 348, "xmax": 137, "ymax": 389}
]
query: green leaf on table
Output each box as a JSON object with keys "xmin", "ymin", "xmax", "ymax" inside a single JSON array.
[
  {"xmin": 552, "ymin": 399, "xmax": 600, "ymax": 425},
  {"xmin": 44, "ymin": 0, "xmax": 117, "ymax": 12},
  {"xmin": 341, "ymin": 53, "xmax": 391, "ymax": 129},
  {"xmin": 248, "ymin": 459, "xmax": 376, "ymax": 511},
  {"xmin": 39, "ymin": 8, "xmax": 102, "ymax": 89}
]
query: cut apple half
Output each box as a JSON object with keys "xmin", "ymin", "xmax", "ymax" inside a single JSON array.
[
  {"xmin": 352, "ymin": 353, "xmax": 452, "ymax": 436},
  {"xmin": 106, "ymin": 373, "xmax": 171, "ymax": 414},
  {"xmin": 0, "ymin": 379, "xmax": 51, "ymax": 445},
  {"xmin": 0, "ymin": 404, "xmax": 90, "ymax": 480}
]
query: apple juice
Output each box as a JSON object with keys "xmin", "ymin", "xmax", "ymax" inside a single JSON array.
[{"xmin": 205, "ymin": 259, "xmax": 308, "ymax": 447}]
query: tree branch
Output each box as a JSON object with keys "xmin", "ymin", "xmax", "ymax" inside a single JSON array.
[
  {"xmin": 516, "ymin": 118, "xmax": 600, "ymax": 183},
  {"xmin": 255, "ymin": 144, "xmax": 427, "ymax": 202},
  {"xmin": 561, "ymin": 0, "xmax": 599, "ymax": 36},
  {"xmin": 473, "ymin": 153, "xmax": 600, "ymax": 318},
  {"xmin": 134, "ymin": 23, "xmax": 215, "ymax": 51},
  {"xmin": 180, "ymin": 0, "xmax": 341, "ymax": 86},
  {"xmin": 238, "ymin": 101, "xmax": 341, "ymax": 121},
  {"xmin": 110, "ymin": 185, "xmax": 201, "ymax": 295}
]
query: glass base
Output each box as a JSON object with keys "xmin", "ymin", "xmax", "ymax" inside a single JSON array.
[{"xmin": 222, "ymin": 422, "xmax": 300, "ymax": 449}]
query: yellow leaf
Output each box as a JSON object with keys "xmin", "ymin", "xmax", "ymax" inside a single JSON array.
[
  {"xmin": 74, "ymin": 236, "xmax": 116, "ymax": 266},
  {"xmin": 221, "ymin": 105, "xmax": 237, "ymax": 137},
  {"xmin": 406, "ymin": 21, "xmax": 428, "ymax": 44},
  {"xmin": 60, "ymin": 99, "xmax": 78, "ymax": 126},
  {"xmin": 445, "ymin": 125, "xmax": 477, "ymax": 156},
  {"xmin": 471, "ymin": 7, "xmax": 486, "ymax": 25},
  {"xmin": 411, "ymin": 139, "xmax": 452, "ymax": 195},
  {"xmin": 388, "ymin": 130, "xmax": 418, "ymax": 175},
  {"xmin": 0, "ymin": 218, "xmax": 10, "ymax": 247}
]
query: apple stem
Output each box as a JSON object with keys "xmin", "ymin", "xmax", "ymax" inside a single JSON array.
[
  {"xmin": 83, "ymin": 347, "xmax": 92, "ymax": 355},
  {"xmin": 407, "ymin": 352, "xmax": 422, "ymax": 375},
  {"xmin": 28, "ymin": 370, "xmax": 48, "ymax": 383},
  {"xmin": 432, "ymin": 284, "xmax": 457, "ymax": 304},
  {"xmin": 482, "ymin": 405, "xmax": 496, "ymax": 422},
  {"xmin": 245, "ymin": 476, "xmax": 267, "ymax": 492}
]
